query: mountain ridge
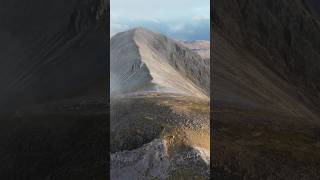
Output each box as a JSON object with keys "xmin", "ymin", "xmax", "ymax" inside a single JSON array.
[{"xmin": 110, "ymin": 27, "xmax": 210, "ymax": 99}]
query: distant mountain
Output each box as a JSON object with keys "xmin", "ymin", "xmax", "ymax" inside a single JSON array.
[
  {"xmin": 178, "ymin": 40, "xmax": 210, "ymax": 60},
  {"xmin": 110, "ymin": 27, "xmax": 209, "ymax": 98}
]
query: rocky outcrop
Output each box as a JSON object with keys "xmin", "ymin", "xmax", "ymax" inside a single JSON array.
[
  {"xmin": 110, "ymin": 28, "xmax": 210, "ymax": 98},
  {"xmin": 0, "ymin": 0, "xmax": 108, "ymax": 112},
  {"xmin": 111, "ymin": 139, "xmax": 171, "ymax": 180},
  {"xmin": 110, "ymin": 93, "xmax": 210, "ymax": 179},
  {"xmin": 111, "ymin": 139, "xmax": 210, "ymax": 180}
]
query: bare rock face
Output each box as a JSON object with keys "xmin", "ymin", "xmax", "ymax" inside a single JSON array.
[
  {"xmin": 111, "ymin": 139, "xmax": 210, "ymax": 180},
  {"xmin": 0, "ymin": 0, "xmax": 108, "ymax": 112},
  {"xmin": 110, "ymin": 28, "xmax": 209, "ymax": 98},
  {"xmin": 111, "ymin": 139, "xmax": 171, "ymax": 180}
]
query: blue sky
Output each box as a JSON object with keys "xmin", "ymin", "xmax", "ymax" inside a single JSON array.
[{"xmin": 110, "ymin": 0, "xmax": 210, "ymax": 40}]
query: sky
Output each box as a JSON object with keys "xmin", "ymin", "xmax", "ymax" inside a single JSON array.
[{"xmin": 110, "ymin": 0, "xmax": 210, "ymax": 40}]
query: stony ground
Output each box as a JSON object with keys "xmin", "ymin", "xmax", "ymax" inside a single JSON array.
[{"xmin": 110, "ymin": 92, "xmax": 210, "ymax": 179}]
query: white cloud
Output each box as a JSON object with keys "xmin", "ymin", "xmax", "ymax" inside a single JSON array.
[
  {"xmin": 110, "ymin": 0, "xmax": 210, "ymax": 40},
  {"xmin": 110, "ymin": 23, "xmax": 129, "ymax": 37},
  {"xmin": 110, "ymin": 14, "xmax": 129, "ymax": 37},
  {"xmin": 143, "ymin": 17, "xmax": 160, "ymax": 23},
  {"xmin": 192, "ymin": 15, "xmax": 209, "ymax": 21},
  {"xmin": 111, "ymin": 0, "xmax": 209, "ymax": 21},
  {"xmin": 170, "ymin": 23, "xmax": 186, "ymax": 32}
]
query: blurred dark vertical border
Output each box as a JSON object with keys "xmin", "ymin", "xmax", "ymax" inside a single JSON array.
[
  {"xmin": 209, "ymin": 0, "xmax": 320, "ymax": 179},
  {"xmin": 105, "ymin": 0, "xmax": 111, "ymax": 178},
  {"xmin": 210, "ymin": 0, "xmax": 214, "ymax": 179},
  {"xmin": 0, "ymin": 0, "xmax": 110, "ymax": 179}
]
